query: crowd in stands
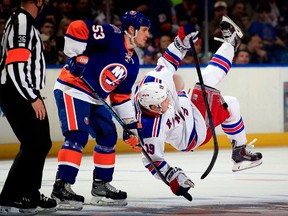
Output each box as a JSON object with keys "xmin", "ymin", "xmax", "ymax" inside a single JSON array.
[{"xmin": 1, "ymin": 0, "xmax": 288, "ymax": 65}]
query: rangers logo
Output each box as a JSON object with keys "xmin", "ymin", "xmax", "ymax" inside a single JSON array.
[{"xmin": 99, "ymin": 64, "xmax": 127, "ymax": 92}]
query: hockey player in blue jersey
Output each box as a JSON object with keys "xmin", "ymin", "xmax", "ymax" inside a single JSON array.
[
  {"xmin": 135, "ymin": 16, "xmax": 263, "ymax": 198},
  {"xmin": 51, "ymin": 11, "xmax": 150, "ymax": 209}
]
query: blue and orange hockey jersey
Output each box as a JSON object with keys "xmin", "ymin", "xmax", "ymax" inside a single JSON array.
[{"xmin": 54, "ymin": 20, "xmax": 140, "ymax": 119}]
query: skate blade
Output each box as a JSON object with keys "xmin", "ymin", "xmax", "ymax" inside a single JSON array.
[
  {"xmin": 90, "ymin": 196, "xmax": 127, "ymax": 206},
  {"xmin": 35, "ymin": 206, "xmax": 57, "ymax": 214},
  {"xmin": 222, "ymin": 16, "xmax": 243, "ymax": 38},
  {"xmin": 232, "ymin": 159, "xmax": 263, "ymax": 172},
  {"xmin": 0, "ymin": 206, "xmax": 36, "ymax": 215},
  {"xmin": 56, "ymin": 201, "xmax": 83, "ymax": 211}
]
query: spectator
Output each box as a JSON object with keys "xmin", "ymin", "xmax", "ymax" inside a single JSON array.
[
  {"xmin": 55, "ymin": 17, "xmax": 72, "ymax": 64},
  {"xmin": 245, "ymin": 34, "xmax": 270, "ymax": 63},
  {"xmin": 56, "ymin": 17, "xmax": 72, "ymax": 51},
  {"xmin": 149, "ymin": 0, "xmax": 179, "ymax": 48},
  {"xmin": 0, "ymin": 0, "xmax": 14, "ymax": 20},
  {"xmin": 143, "ymin": 48, "xmax": 157, "ymax": 65},
  {"xmin": 114, "ymin": 0, "xmax": 151, "ymax": 17},
  {"xmin": 54, "ymin": 0, "xmax": 74, "ymax": 27},
  {"xmin": 248, "ymin": 3, "xmax": 286, "ymax": 63},
  {"xmin": 240, "ymin": 12, "xmax": 252, "ymax": 42},
  {"xmin": 182, "ymin": 38, "xmax": 213, "ymax": 65},
  {"xmin": 41, "ymin": 34, "xmax": 59, "ymax": 65},
  {"xmin": 6, "ymin": 0, "xmax": 286, "ymax": 65},
  {"xmin": 72, "ymin": 0, "xmax": 94, "ymax": 21},
  {"xmin": 228, "ymin": 1, "xmax": 246, "ymax": 31},
  {"xmin": 234, "ymin": 49, "xmax": 250, "ymax": 64},
  {"xmin": 39, "ymin": 18, "xmax": 58, "ymax": 64},
  {"xmin": 208, "ymin": 1, "xmax": 228, "ymax": 53},
  {"xmin": 40, "ymin": 18, "xmax": 55, "ymax": 38},
  {"xmin": 156, "ymin": 34, "xmax": 172, "ymax": 58},
  {"xmin": 173, "ymin": 0, "xmax": 196, "ymax": 26},
  {"xmin": 264, "ymin": 0, "xmax": 280, "ymax": 27}
]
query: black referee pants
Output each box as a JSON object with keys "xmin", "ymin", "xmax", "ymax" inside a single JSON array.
[{"xmin": 0, "ymin": 82, "xmax": 52, "ymax": 203}]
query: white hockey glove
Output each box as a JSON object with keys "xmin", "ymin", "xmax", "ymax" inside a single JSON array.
[
  {"xmin": 174, "ymin": 24, "xmax": 199, "ymax": 52},
  {"xmin": 165, "ymin": 167, "xmax": 195, "ymax": 196}
]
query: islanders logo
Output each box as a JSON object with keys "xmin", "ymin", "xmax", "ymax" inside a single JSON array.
[{"xmin": 99, "ymin": 63, "xmax": 128, "ymax": 92}]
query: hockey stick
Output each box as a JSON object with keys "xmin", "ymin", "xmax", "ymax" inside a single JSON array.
[
  {"xmin": 189, "ymin": 38, "xmax": 219, "ymax": 179},
  {"xmin": 80, "ymin": 77, "xmax": 192, "ymax": 201}
]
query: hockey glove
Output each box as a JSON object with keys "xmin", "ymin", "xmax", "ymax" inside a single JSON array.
[
  {"xmin": 66, "ymin": 55, "xmax": 89, "ymax": 77},
  {"xmin": 174, "ymin": 24, "xmax": 199, "ymax": 52},
  {"xmin": 122, "ymin": 121, "xmax": 142, "ymax": 152},
  {"xmin": 165, "ymin": 167, "xmax": 195, "ymax": 196}
]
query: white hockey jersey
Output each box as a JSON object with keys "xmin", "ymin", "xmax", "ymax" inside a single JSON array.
[{"xmin": 134, "ymin": 43, "xmax": 206, "ymax": 178}]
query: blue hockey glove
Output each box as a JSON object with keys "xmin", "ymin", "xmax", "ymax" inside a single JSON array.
[
  {"xmin": 165, "ymin": 167, "xmax": 195, "ymax": 196},
  {"xmin": 66, "ymin": 55, "xmax": 89, "ymax": 77},
  {"xmin": 174, "ymin": 24, "xmax": 199, "ymax": 51}
]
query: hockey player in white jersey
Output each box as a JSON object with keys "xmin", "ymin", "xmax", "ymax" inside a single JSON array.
[{"xmin": 134, "ymin": 16, "xmax": 263, "ymax": 198}]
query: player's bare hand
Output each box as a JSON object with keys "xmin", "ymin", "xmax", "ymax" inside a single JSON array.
[{"xmin": 31, "ymin": 98, "xmax": 46, "ymax": 120}]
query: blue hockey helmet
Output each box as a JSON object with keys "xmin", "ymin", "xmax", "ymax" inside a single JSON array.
[{"xmin": 120, "ymin": 11, "xmax": 150, "ymax": 32}]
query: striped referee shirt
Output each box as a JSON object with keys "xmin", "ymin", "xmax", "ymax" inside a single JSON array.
[{"xmin": 0, "ymin": 7, "xmax": 46, "ymax": 102}]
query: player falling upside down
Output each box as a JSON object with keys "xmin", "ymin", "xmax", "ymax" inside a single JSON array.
[{"xmin": 134, "ymin": 16, "xmax": 263, "ymax": 198}]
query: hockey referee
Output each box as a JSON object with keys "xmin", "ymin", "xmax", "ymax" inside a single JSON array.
[{"xmin": 0, "ymin": 0, "xmax": 57, "ymax": 214}]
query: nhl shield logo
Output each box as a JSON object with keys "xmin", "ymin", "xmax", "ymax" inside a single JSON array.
[{"xmin": 99, "ymin": 63, "xmax": 127, "ymax": 92}]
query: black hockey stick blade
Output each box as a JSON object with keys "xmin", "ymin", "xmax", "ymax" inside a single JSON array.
[
  {"xmin": 183, "ymin": 192, "xmax": 193, "ymax": 201},
  {"xmin": 189, "ymin": 37, "xmax": 219, "ymax": 180},
  {"xmin": 200, "ymin": 149, "xmax": 218, "ymax": 179}
]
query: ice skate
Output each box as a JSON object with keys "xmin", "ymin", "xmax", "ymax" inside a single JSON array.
[
  {"xmin": 215, "ymin": 16, "xmax": 243, "ymax": 50},
  {"xmin": 90, "ymin": 180, "xmax": 127, "ymax": 206},
  {"xmin": 36, "ymin": 193, "xmax": 57, "ymax": 213},
  {"xmin": 232, "ymin": 139, "xmax": 263, "ymax": 172},
  {"xmin": 51, "ymin": 179, "xmax": 84, "ymax": 210},
  {"xmin": 0, "ymin": 196, "xmax": 37, "ymax": 215}
]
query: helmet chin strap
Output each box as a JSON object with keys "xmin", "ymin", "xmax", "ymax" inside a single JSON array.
[
  {"xmin": 157, "ymin": 104, "xmax": 164, "ymax": 114},
  {"xmin": 124, "ymin": 29, "xmax": 139, "ymax": 48},
  {"xmin": 149, "ymin": 104, "xmax": 163, "ymax": 114}
]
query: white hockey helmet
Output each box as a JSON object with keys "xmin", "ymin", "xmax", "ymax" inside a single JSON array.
[{"xmin": 138, "ymin": 82, "xmax": 169, "ymax": 113}]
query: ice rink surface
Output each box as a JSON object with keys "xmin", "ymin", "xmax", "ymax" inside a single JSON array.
[{"xmin": 0, "ymin": 146, "xmax": 287, "ymax": 215}]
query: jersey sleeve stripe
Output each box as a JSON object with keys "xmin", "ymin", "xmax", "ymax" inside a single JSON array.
[
  {"xmin": 110, "ymin": 92, "xmax": 131, "ymax": 104},
  {"xmin": 163, "ymin": 49, "xmax": 181, "ymax": 70},
  {"xmin": 209, "ymin": 54, "xmax": 231, "ymax": 74},
  {"xmin": 145, "ymin": 160, "xmax": 167, "ymax": 176},
  {"xmin": 5, "ymin": 48, "xmax": 30, "ymax": 64}
]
